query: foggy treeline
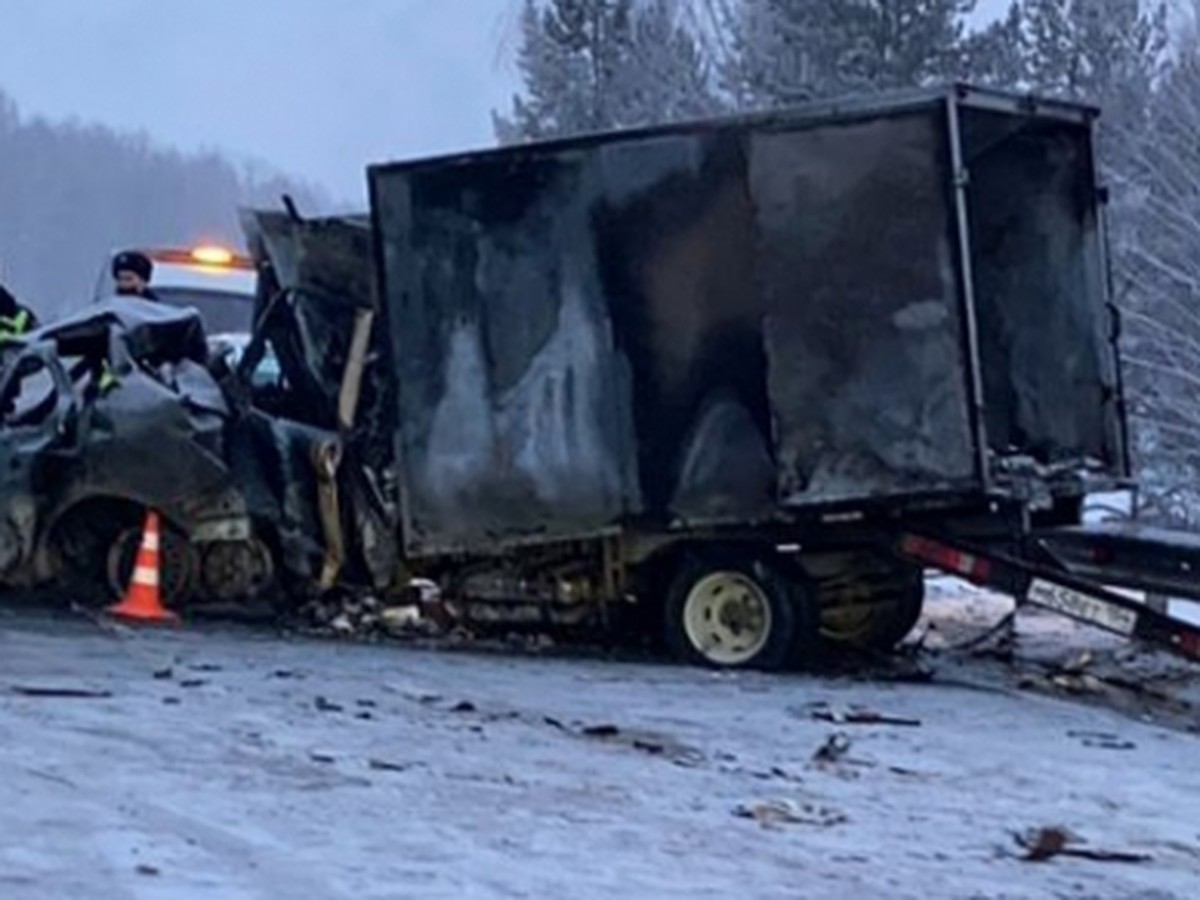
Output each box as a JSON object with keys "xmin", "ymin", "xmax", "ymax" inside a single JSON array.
[
  {"xmin": 498, "ymin": 0, "xmax": 1200, "ymax": 526},
  {"xmin": 0, "ymin": 87, "xmax": 326, "ymax": 320}
]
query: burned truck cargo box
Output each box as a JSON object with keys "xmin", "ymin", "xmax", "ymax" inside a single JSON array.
[{"xmin": 369, "ymin": 85, "xmax": 1127, "ymax": 557}]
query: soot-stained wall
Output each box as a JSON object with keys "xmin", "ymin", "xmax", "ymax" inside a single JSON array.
[{"xmin": 373, "ymin": 104, "xmax": 1103, "ymax": 554}]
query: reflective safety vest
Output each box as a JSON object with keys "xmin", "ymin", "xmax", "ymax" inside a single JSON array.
[
  {"xmin": 0, "ymin": 308, "xmax": 31, "ymax": 342},
  {"xmin": 98, "ymin": 360, "xmax": 120, "ymax": 394}
]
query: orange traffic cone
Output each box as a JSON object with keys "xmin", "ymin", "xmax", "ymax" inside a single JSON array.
[{"xmin": 106, "ymin": 510, "xmax": 179, "ymax": 624}]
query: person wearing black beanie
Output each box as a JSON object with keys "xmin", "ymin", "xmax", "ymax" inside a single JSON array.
[{"xmin": 111, "ymin": 250, "xmax": 160, "ymax": 301}]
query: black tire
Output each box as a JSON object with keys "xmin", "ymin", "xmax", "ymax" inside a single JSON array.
[
  {"xmin": 819, "ymin": 565, "xmax": 925, "ymax": 651},
  {"xmin": 663, "ymin": 549, "xmax": 819, "ymax": 671},
  {"xmin": 47, "ymin": 499, "xmax": 144, "ymax": 607}
]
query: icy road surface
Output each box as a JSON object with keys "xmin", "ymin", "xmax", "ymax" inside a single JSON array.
[{"xmin": 1, "ymin": 600, "xmax": 1198, "ymax": 899}]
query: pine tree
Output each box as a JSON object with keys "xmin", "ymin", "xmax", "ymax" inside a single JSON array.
[
  {"xmin": 722, "ymin": 0, "xmax": 977, "ymax": 109},
  {"xmin": 495, "ymin": 0, "xmax": 626, "ymax": 142},
  {"xmin": 963, "ymin": 2, "xmax": 1027, "ymax": 88},
  {"xmin": 827, "ymin": 0, "xmax": 977, "ymax": 91},
  {"xmin": 1115, "ymin": 11, "xmax": 1200, "ymax": 524},
  {"xmin": 614, "ymin": 0, "xmax": 721, "ymax": 125},
  {"xmin": 1020, "ymin": 0, "xmax": 1166, "ymax": 105},
  {"xmin": 495, "ymin": 0, "xmax": 716, "ymax": 142}
]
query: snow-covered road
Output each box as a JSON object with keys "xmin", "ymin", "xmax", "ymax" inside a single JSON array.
[{"xmin": 1, "ymin": 600, "xmax": 1198, "ymax": 899}]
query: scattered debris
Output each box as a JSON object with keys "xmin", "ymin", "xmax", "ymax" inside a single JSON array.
[
  {"xmin": 733, "ymin": 764, "xmax": 804, "ymax": 783},
  {"xmin": 153, "ymin": 667, "xmax": 174, "ymax": 680},
  {"xmin": 178, "ymin": 679, "xmax": 207, "ymax": 689},
  {"xmin": 9, "ymin": 685, "xmax": 113, "ymax": 699},
  {"xmin": 309, "ymin": 752, "xmax": 336, "ymax": 765},
  {"xmin": 355, "ymin": 699, "xmax": 376, "ymax": 708},
  {"xmin": 355, "ymin": 711, "xmax": 375, "ymax": 721},
  {"xmin": 380, "ymin": 605, "xmax": 424, "ymax": 633},
  {"xmin": 1017, "ymin": 826, "xmax": 1071, "ymax": 861},
  {"xmin": 1050, "ymin": 672, "xmax": 1108, "ymax": 696},
  {"xmin": 1016, "ymin": 827, "xmax": 1152, "ymax": 864},
  {"xmin": 812, "ymin": 733, "xmax": 852, "ymax": 765},
  {"xmin": 1068, "ymin": 730, "xmax": 1137, "ymax": 751},
  {"xmin": 554, "ymin": 718, "xmax": 703, "ymax": 764},
  {"xmin": 368, "ymin": 758, "xmax": 421, "ymax": 773},
  {"xmin": 190, "ymin": 663, "xmax": 223, "ymax": 673},
  {"xmin": 806, "ymin": 702, "xmax": 922, "ymax": 727},
  {"xmin": 882, "ymin": 662, "xmax": 938, "ymax": 684},
  {"xmin": 135, "ymin": 864, "xmax": 161, "ymax": 877},
  {"xmin": 271, "ymin": 669, "xmax": 299, "ymax": 680},
  {"xmin": 582, "ymin": 724, "xmax": 621, "ymax": 739},
  {"xmin": 314, "ymin": 696, "xmax": 343, "ymax": 713},
  {"xmin": 23, "ymin": 767, "xmax": 77, "ymax": 790},
  {"xmin": 297, "ymin": 592, "xmax": 440, "ymax": 642},
  {"xmin": 1060, "ymin": 650, "xmax": 1094, "ymax": 675},
  {"xmin": 451, "ymin": 700, "xmax": 477, "ymax": 714},
  {"xmin": 735, "ymin": 799, "xmax": 847, "ymax": 829},
  {"xmin": 162, "ymin": 697, "xmax": 181, "ymax": 706}
]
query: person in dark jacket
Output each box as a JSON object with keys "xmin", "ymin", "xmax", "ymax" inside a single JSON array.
[{"xmin": 111, "ymin": 250, "xmax": 160, "ymax": 301}]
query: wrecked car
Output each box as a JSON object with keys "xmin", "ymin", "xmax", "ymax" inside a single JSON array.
[{"xmin": 0, "ymin": 296, "xmax": 355, "ymax": 609}]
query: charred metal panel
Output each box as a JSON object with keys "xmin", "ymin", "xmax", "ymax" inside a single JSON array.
[
  {"xmin": 373, "ymin": 150, "xmax": 641, "ymax": 553},
  {"xmin": 593, "ymin": 130, "xmax": 775, "ymax": 523},
  {"xmin": 962, "ymin": 111, "xmax": 1124, "ymax": 474},
  {"xmin": 243, "ymin": 210, "xmax": 374, "ymax": 310},
  {"xmin": 240, "ymin": 211, "xmax": 376, "ymax": 428},
  {"xmin": 750, "ymin": 113, "xmax": 977, "ymax": 504}
]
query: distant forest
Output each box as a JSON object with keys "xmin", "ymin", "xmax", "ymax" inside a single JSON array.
[{"xmin": 0, "ymin": 87, "xmax": 327, "ymax": 319}]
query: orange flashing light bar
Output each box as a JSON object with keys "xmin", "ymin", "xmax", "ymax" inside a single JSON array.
[{"xmin": 143, "ymin": 245, "xmax": 254, "ymax": 270}]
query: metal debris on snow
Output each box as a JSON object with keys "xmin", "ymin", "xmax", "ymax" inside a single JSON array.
[
  {"xmin": 1015, "ymin": 826, "xmax": 1152, "ymax": 864},
  {"xmin": 735, "ymin": 799, "xmax": 848, "ymax": 829},
  {"xmin": 8, "ymin": 684, "xmax": 113, "ymax": 699}
]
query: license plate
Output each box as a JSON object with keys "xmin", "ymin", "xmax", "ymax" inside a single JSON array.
[{"xmin": 1027, "ymin": 579, "xmax": 1138, "ymax": 636}]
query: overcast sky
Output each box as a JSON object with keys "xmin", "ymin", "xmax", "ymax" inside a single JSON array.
[
  {"xmin": 0, "ymin": 0, "xmax": 524, "ymax": 204},
  {"xmin": 1, "ymin": 0, "xmax": 1010, "ymax": 205}
]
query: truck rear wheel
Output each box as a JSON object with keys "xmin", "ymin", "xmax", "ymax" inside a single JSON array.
[
  {"xmin": 663, "ymin": 550, "xmax": 818, "ymax": 671},
  {"xmin": 819, "ymin": 566, "xmax": 925, "ymax": 651}
]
